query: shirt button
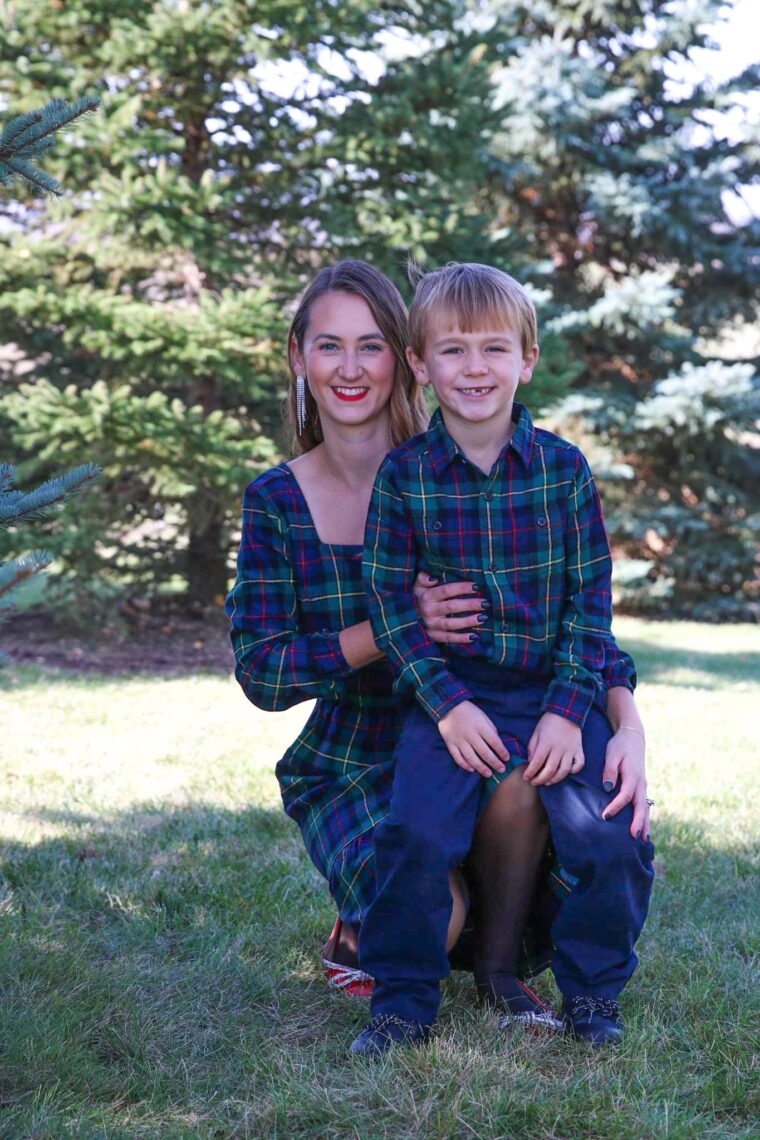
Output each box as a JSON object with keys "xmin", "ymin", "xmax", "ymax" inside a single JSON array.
[
  {"xmin": 501, "ymin": 621, "xmax": 509, "ymax": 632},
  {"xmin": 321, "ymin": 628, "xmax": 329, "ymax": 635},
  {"xmin": 485, "ymin": 492, "xmax": 493, "ymax": 502},
  {"xmin": 537, "ymin": 515, "xmax": 548, "ymax": 527},
  {"xmin": 432, "ymin": 520, "xmax": 442, "ymax": 531},
  {"xmin": 488, "ymin": 562, "xmax": 496, "ymax": 571}
]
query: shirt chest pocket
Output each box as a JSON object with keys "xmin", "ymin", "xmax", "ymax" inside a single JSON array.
[
  {"xmin": 413, "ymin": 511, "xmax": 486, "ymax": 579},
  {"xmin": 500, "ymin": 505, "xmax": 565, "ymax": 595}
]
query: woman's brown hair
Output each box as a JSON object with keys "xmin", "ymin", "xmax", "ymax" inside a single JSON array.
[{"xmin": 285, "ymin": 260, "xmax": 428, "ymax": 454}]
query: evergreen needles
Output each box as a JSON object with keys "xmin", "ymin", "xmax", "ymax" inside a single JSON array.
[
  {"xmin": 1, "ymin": 93, "xmax": 102, "ymax": 650},
  {"xmin": 0, "ymin": 96, "xmax": 100, "ymax": 195},
  {"xmin": 0, "ymin": 462, "xmax": 101, "ymax": 651}
]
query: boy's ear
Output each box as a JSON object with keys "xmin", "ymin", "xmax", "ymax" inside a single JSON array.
[
  {"xmin": 519, "ymin": 343, "xmax": 540, "ymax": 385},
  {"xmin": 406, "ymin": 345, "xmax": 429, "ymax": 386},
  {"xmin": 290, "ymin": 334, "xmax": 305, "ymax": 377}
]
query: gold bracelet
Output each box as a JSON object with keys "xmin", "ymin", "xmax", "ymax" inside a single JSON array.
[{"xmin": 619, "ymin": 725, "xmax": 646, "ymax": 742}]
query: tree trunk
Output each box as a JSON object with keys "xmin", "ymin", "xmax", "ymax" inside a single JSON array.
[{"xmin": 186, "ymin": 511, "xmax": 228, "ymax": 607}]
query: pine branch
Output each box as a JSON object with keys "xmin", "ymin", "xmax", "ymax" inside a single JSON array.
[
  {"xmin": 0, "ymin": 464, "xmax": 14, "ymax": 494},
  {"xmin": 0, "ymin": 156, "xmax": 62, "ymax": 196},
  {"xmin": 0, "ymin": 463, "xmax": 102, "ymax": 528},
  {"xmin": 0, "ymin": 95, "xmax": 100, "ymax": 196},
  {"xmin": 0, "ymin": 551, "xmax": 51, "ymax": 604}
]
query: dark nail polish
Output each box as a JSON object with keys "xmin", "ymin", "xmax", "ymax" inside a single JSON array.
[
  {"xmin": 480, "ymin": 600, "xmax": 490, "ymax": 609},
  {"xmin": 476, "ymin": 614, "xmax": 488, "ymax": 624},
  {"xmin": 601, "ymin": 814, "xmax": 609, "ymax": 822},
  {"xmin": 471, "ymin": 584, "xmax": 480, "ymax": 592},
  {"xmin": 645, "ymin": 833, "xmax": 650, "ymax": 842},
  {"xmin": 468, "ymin": 633, "xmax": 478, "ymax": 641},
  {"xmin": 603, "ymin": 780, "xmax": 613, "ymax": 793},
  {"xmin": 636, "ymin": 829, "xmax": 642, "ymax": 840}
]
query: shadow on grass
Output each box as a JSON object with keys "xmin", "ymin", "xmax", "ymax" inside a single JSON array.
[
  {"xmin": 615, "ymin": 639, "xmax": 760, "ymax": 689},
  {"xmin": 0, "ymin": 800, "xmax": 757, "ymax": 1133},
  {"xmin": 1, "ymin": 799, "xmax": 757, "ymax": 992}
]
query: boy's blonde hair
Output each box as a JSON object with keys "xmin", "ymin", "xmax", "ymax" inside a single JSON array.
[{"xmin": 408, "ymin": 261, "xmax": 538, "ymax": 357}]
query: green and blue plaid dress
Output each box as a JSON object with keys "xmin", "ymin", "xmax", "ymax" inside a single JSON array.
[
  {"xmin": 226, "ymin": 458, "xmax": 632, "ymax": 971},
  {"xmin": 226, "ymin": 462, "xmax": 402, "ymax": 924}
]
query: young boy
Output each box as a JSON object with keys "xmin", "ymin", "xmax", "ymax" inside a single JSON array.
[{"xmin": 351, "ymin": 263, "xmax": 655, "ymax": 1057}]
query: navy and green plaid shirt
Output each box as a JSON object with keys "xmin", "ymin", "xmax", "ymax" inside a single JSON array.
[{"xmin": 363, "ymin": 403, "xmax": 634, "ymax": 727}]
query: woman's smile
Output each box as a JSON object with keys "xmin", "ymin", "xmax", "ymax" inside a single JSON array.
[{"xmin": 332, "ymin": 385, "xmax": 370, "ymax": 401}]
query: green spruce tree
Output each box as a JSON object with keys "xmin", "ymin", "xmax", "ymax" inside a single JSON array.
[
  {"xmin": 2, "ymin": 2, "xmax": 755, "ymax": 616},
  {"xmin": 0, "ymin": 96, "xmax": 101, "ymax": 634},
  {"xmin": 475, "ymin": 0, "xmax": 760, "ymax": 617},
  {"xmin": 0, "ymin": 1, "xmax": 567, "ymax": 610}
]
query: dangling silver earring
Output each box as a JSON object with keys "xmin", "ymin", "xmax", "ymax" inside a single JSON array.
[{"xmin": 296, "ymin": 374, "xmax": 307, "ymax": 435}]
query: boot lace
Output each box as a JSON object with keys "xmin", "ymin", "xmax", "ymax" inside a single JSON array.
[{"xmin": 569, "ymin": 996, "xmax": 620, "ymax": 1020}]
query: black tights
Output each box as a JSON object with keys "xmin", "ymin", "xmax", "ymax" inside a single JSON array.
[
  {"xmin": 467, "ymin": 767, "xmax": 549, "ymax": 1005},
  {"xmin": 324, "ymin": 768, "xmax": 549, "ymax": 988}
]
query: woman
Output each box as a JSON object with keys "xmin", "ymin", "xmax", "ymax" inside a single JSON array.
[{"xmin": 226, "ymin": 260, "xmax": 649, "ymax": 1011}]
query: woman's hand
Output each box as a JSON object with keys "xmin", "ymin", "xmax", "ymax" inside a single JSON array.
[
  {"xmin": 601, "ymin": 729, "xmax": 650, "ymax": 840},
  {"xmin": 413, "ymin": 572, "xmax": 485, "ymax": 645}
]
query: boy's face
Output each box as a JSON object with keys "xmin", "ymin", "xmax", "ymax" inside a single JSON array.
[{"xmin": 406, "ymin": 316, "xmax": 538, "ymax": 434}]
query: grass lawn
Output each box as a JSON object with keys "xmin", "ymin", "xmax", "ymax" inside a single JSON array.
[{"xmin": 0, "ymin": 618, "xmax": 758, "ymax": 1139}]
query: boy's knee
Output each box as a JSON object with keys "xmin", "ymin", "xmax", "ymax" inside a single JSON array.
[{"xmin": 376, "ymin": 817, "xmax": 467, "ymax": 872}]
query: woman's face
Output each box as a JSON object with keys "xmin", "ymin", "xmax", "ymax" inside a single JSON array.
[{"xmin": 292, "ymin": 290, "xmax": 397, "ymax": 434}]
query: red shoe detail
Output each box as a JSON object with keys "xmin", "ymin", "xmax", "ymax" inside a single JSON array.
[
  {"xmin": 323, "ymin": 958, "xmax": 374, "ymax": 999},
  {"xmin": 516, "ymin": 978, "xmax": 549, "ymax": 1011}
]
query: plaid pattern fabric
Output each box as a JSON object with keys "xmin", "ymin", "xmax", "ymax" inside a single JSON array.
[
  {"xmin": 363, "ymin": 403, "xmax": 634, "ymax": 727},
  {"xmin": 225, "ymin": 460, "xmax": 582, "ymax": 969},
  {"xmin": 226, "ymin": 463, "xmax": 402, "ymax": 924}
]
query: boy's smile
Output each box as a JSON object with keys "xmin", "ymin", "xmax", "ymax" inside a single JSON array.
[{"xmin": 407, "ymin": 319, "xmax": 538, "ymax": 441}]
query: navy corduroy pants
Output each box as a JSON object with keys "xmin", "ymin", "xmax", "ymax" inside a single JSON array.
[{"xmin": 358, "ymin": 664, "xmax": 655, "ymax": 1026}]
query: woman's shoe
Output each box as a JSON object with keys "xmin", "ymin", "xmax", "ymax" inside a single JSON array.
[
  {"xmin": 479, "ymin": 974, "xmax": 562, "ymax": 1031},
  {"xmin": 323, "ymin": 958, "xmax": 374, "ymax": 998},
  {"xmin": 321, "ymin": 917, "xmax": 374, "ymax": 998}
]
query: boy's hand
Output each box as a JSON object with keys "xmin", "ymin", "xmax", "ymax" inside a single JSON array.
[
  {"xmin": 437, "ymin": 700, "xmax": 509, "ymax": 778},
  {"xmin": 601, "ymin": 729, "xmax": 650, "ymax": 840},
  {"xmin": 524, "ymin": 712, "xmax": 584, "ymax": 786}
]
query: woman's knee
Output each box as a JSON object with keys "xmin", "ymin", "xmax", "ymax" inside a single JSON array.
[{"xmin": 481, "ymin": 768, "xmax": 547, "ymax": 829}]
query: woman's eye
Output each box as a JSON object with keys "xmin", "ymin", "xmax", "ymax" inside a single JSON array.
[
  {"xmin": 319, "ymin": 342, "xmax": 339, "ymax": 352},
  {"xmin": 362, "ymin": 343, "xmax": 383, "ymax": 353}
]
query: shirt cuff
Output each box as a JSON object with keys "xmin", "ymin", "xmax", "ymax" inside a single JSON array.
[
  {"xmin": 541, "ymin": 679, "xmax": 597, "ymax": 727},
  {"xmin": 414, "ymin": 673, "xmax": 473, "ymax": 723},
  {"xmin": 313, "ymin": 629, "xmax": 356, "ymax": 679},
  {"xmin": 604, "ymin": 675, "xmax": 636, "ymax": 694}
]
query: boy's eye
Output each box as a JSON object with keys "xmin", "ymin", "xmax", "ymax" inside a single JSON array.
[{"xmin": 442, "ymin": 347, "xmax": 463, "ymax": 355}]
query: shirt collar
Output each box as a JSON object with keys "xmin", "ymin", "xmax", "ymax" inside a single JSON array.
[{"xmin": 425, "ymin": 402, "xmax": 534, "ymax": 475}]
